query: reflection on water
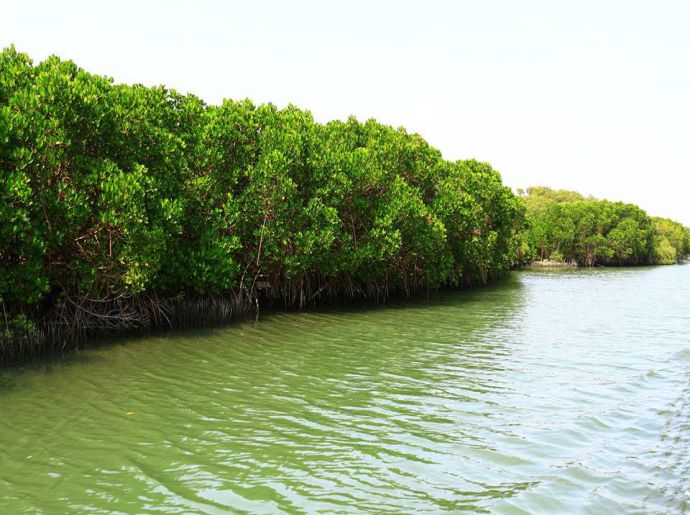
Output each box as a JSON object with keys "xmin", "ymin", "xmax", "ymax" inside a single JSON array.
[{"xmin": 1, "ymin": 265, "xmax": 689, "ymax": 513}]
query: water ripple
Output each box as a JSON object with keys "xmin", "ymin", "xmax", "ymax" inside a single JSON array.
[{"xmin": 1, "ymin": 265, "xmax": 689, "ymax": 512}]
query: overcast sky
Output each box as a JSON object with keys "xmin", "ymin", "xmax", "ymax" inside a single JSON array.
[{"xmin": 2, "ymin": 0, "xmax": 689, "ymax": 225}]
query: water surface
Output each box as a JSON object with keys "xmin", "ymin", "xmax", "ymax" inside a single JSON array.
[{"xmin": 1, "ymin": 266, "xmax": 689, "ymax": 513}]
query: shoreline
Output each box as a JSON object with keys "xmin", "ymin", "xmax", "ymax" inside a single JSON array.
[{"xmin": 529, "ymin": 260, "xmax": 578, "ymax": 268}]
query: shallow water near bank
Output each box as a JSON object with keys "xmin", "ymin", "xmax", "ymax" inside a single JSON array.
[{"xmin": 1, "ymin": 265, "xmax": 690, "ymax": 513}]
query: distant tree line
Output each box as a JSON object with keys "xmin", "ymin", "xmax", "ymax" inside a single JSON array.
[
  {"xmin": 0, "ymin": 46, "xmax": 527, "ymax": 358},
  {"xmin": 520, "ymin": 187, "xmax": 690, "ymax": 266}
]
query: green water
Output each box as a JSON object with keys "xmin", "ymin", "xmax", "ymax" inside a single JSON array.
[{"xmin": 2, "ymin": 266, "xmax": 690, "ymax": 513}]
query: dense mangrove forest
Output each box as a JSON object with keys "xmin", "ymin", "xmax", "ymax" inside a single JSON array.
[
  {"xmin": 0, "ymin": 46, "xmax": 528, "ymax": 360},
  {"xmin": 1, "ymin": 46, "xmax": 688, "ymax": 362},
  {"xmin": 521, "ymin": 187, "xmax": 690, "ymax": 266}
]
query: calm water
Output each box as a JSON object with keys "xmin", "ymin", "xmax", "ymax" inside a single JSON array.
[{"xmin": 1, "ymin": 266, "xmax": 690, "ymax": 513}]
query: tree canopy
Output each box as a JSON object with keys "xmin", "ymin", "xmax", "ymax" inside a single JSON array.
[
  {"xmin": 520, "ymin": 187, "xmax": 689, "ymax": 266},
  {"xmin": 0, "ymin": 46, "xmax": 527, "ymax": 348}
]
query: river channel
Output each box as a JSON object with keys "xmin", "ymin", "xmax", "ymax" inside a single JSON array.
[{"xmin": 1, "ymin": 265, "xmax": 689, "ymax": 513}]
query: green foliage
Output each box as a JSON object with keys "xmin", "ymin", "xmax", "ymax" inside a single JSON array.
[
  {"xmin": 653, "ymin": 236, "xmax": 676, "ymax": 265},
  {"xmin": 434, "ymin": 160, "xmax": 527, "ymax": 283},
  {"xmin": 521, "ymin": 187, "xmax": 688, "ymax": 266},
  {"xmin": 652, "ymin": 217, "xmax": 690, "ymax": 264},
  {"xmin": 0, "ymin": 46, "xmax": 528, "ymax": 332}
]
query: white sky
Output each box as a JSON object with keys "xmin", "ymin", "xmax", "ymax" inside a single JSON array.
[{"xmin": 2, "ymin": 0, "xmax": 689, "ymax": 225}]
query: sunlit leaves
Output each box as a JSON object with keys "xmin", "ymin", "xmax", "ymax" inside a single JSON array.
[{"xmin": 0, "ymin": 46, "xmax": 529, "ymax": 317}]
